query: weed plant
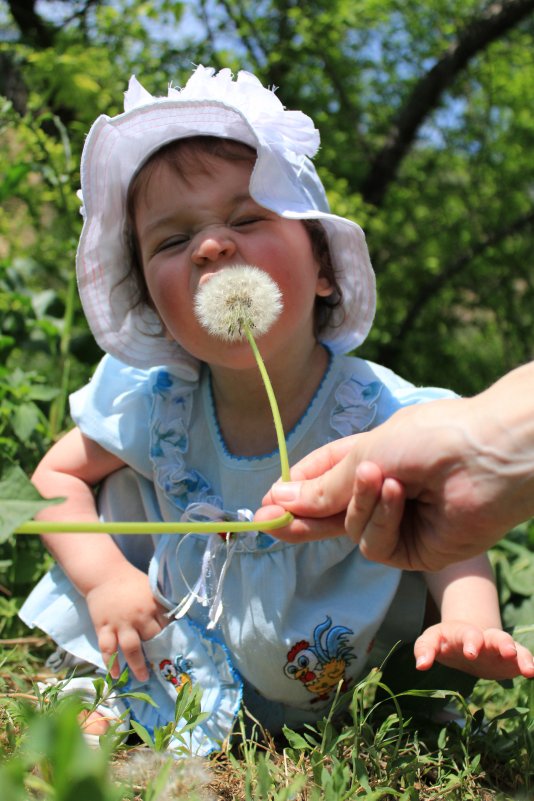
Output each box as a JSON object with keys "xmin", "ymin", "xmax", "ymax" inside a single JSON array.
[{"xmin": 0, "ymin": 631, "xmax": 533, "ymax": 800}]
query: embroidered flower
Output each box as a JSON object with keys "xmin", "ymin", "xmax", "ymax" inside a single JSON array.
[
  {"xmin": 331, "ymin": 376, "xmax": 382, "ymax": 436},
  {"xmin": 124, "ymin": 66, "xmax": 320, "ymax": 159},
  {"xmin": 153, "ymin": 370, "xmax": 174, "ymax": 396}
]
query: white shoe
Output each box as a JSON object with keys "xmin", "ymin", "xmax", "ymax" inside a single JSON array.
[{"xmin": 45, "ymin": 647, "xmax": 95, "ymax": 676}]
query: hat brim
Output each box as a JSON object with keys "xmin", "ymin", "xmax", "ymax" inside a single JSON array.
[{"xmin": 77, "ymin": 99, "xmax": 375, "ymax": 373}]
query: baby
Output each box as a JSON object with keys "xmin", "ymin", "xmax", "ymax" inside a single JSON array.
[{"xmin": 20, "ymin": 66, "xmax": 534, "ymax": 755}]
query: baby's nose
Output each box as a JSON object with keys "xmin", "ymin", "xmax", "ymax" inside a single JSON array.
[{"xmin": 192, "ymin": 229, "xmax": 237, "ymax": 265}]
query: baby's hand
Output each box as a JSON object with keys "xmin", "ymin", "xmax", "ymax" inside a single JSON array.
[
  {"xmin": 414, "ymin": 621, "xmax": 534, "ymax": 680},
  {"xmin": 85, "ymin": 563, "xmax": 168, "ymax": 682}
]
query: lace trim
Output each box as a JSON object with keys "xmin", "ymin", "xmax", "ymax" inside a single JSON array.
[
  {"xmin": 207, "ymin": 347, "xmax": 334, "ymax": 461},
  {"xmin": 149, "ymin": 370, "xmax": 223, "ymax": 512},
  {"xmin": 149, "ymin": 369, "xmax": 270, "ymax": 623}
]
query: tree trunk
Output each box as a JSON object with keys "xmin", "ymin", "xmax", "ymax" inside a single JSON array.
[{"xmin": 6, "ymin": 0, "xmax": 56, "ymax": 47}]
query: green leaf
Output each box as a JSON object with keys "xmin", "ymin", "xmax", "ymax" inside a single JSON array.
[
  {"xmin": 129, "ymin": 719, "xmax": 155, "ymax": 747},
  {"xmin": 27, "ymin": 386, "xmax": 61, "ymax": 402},
  {"xmin": 92, "ymin": 677, "xmax": 106, "ymax": 699},
  {"xmin": 509, "ymin": 618, "xmax": 534, "ymax": 652},
  {"xmin": 0, "ymin": 465, "xmax": 63, "ymax": 542},
  {"xmin": 0, "ymin": 163, "xmax": 31, "ymax": 202},
  {"xmin": 494, "ymin": 538, "xmax": 534, "ymax": 598},
  {"xmin": 281, "ymin": 726, "xmax": 312, "ymax": 750},
  {"xmin": 119, "ymin": 690, "xmax": 158, "ymax": 707},
  {"xmin": 12, "ymin": 402, "xmax": 40, "ymax": 443},
  {"xmin": 0, "ymin": 335, "xmax": 15, "ymax": 351}
]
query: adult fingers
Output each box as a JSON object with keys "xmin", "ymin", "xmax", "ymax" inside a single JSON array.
[
  {"xmin": 286, "ymin": 435, "xmax": 361, "ymax": 481},
  {"xmin": 261, "ymin": 436, "xmax": 361, "ymax": 508},
  {"xmin": 356, "ymin": 475, "xmax": 406, "ymax": 565},
  {"xmin": 344, "ymin": 462, "xmax": 388, "ymax": 542},
  {"xmin": 264, "ymin": 453, "xmax": 363, "ymax": 522},
  {"xmin": 254, "ymin": 505, "xmax": 347, "ymax": 542}
]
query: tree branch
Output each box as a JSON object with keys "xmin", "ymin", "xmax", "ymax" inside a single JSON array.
[
  {"xmin": 6, "ymin": 0, "xmax": 56, "ymax": 47},
  {"xmin": 361, "ymin": 0, "xmax": 534, "ymax": 206},
  {"xmin": 379, "ymin": 208, "xmax": 534, "ymax": 361},
  {"xmin": 217, "ymin": 0, "xmax": 269, "ymax": 70}
]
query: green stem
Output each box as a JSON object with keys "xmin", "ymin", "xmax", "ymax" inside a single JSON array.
[
  {"xmin": 15, "ymin": 516, "xmax": 292, "ymax": 534},
  {"xmin": 244, "ymin": 322, "xmax": 291, "ymax": 482},
  {"xmin": 48, "ymin": 267, "xmax": 76, "ymax": 439}
]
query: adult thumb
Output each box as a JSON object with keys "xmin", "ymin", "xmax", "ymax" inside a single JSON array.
[{"xmin": 267, "ymin": 453, "xmax": 361, "ymax": 519}]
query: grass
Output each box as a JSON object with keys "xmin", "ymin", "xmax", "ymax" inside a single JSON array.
[{"xmin": 1, "ymin": 636, "xmax": 533, "ymax": 800}]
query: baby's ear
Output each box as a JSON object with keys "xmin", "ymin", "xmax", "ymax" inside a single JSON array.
[{"xmin": 316, "ymin": 276, "xmax": 334, "ymax": 297}]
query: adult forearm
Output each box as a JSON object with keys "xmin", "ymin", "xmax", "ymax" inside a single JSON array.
[{"xmin": 470, "ymin": 361, "xmax": 534, "ymax": 527}]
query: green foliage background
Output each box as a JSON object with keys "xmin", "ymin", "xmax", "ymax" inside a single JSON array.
[{"xmin": 1, "ymin": 0, "xmax": 534, "ymax": 634}]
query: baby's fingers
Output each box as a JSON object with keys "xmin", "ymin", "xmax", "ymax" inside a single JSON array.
[
  {"xmin": 455, "ymin": 625, "xmax": 484, "ymax": 661},
  {"xmin": 414, "ymin": 622, "xmax": 485, "ymax": 670},
  {"xmin": 484, "ymin": 629, "xmax": 534, "ymax": 677},
  {"xmin": 97, "ymin": 626, "xmax": 120, "ymax": 679},
  {"xmin": 117, "ymin": 628, "xmax": 149, "ymax": 683},
  {"xmin": 482, "ymin": 628, "xmax": 518, "ymax": 659},
  {"xmin": 414, "ymin": 626, "xmax": 442, "ymax": 671},
  {"xmin": 515, "ymin": 643, "xmax": 534, "ymax": 678}
]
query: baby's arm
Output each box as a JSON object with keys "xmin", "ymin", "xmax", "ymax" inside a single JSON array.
[
  {"xmin": 417, "ymin": 555, "xmax": 534, "ymax": 680},
  {"xmin": 32, "ymin": 428, "xmax": 167, "ymax": 681}
]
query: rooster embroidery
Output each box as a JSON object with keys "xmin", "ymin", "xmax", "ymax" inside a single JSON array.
[
  {"xmin": 158, "ymin": 655, "xmax": 193, "ymax": 693},
  {"xmin": 284, "ymin": 617, "xmax": 356, "ymax": 701}
]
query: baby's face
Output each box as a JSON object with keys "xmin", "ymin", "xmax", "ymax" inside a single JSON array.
[{"xmin": 133, "ymin": 155, "xmax": 332, "ymax": 368}]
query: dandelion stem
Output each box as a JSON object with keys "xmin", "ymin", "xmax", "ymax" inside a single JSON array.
[
  {"xmin": 243, "ymin": 323, "xmax": 290, "ymax": 481},
  {"xmin": 15, "ymin": 516, "xmax": 293, "ymax": 534}
]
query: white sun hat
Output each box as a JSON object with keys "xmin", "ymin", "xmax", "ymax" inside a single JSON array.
[{"xmin": 76, "ymin": 65, "xmax": 376, "ymax": 377}]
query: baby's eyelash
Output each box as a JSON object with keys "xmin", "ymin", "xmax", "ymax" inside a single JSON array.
[
  {"xmin": 233, "ymin": 216, "xmax": 264, "ymax": 227},
  {"xmin": 157, "ymin": 236, "xmax": 189, "ymax": 252}
]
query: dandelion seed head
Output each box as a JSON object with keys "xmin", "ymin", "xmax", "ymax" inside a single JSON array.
[
  {"xmin": 194, "ymin": 265, "xmax": 283, "ymax": 342},
  {"xmin": 113, "ymin": 751, "xmax": 213, "ymax": 801}
]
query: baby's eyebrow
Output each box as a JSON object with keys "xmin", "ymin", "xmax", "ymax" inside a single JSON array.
[
  {"xmin": 139, "ymin": 193, "xmax": 257, "ymax": 239},
  {"xmin": 140, "ymin": 214, "xmax": 185, "ymax": 239}
]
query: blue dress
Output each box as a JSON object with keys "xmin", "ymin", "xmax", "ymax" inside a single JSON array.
[{"xmin": 20, "ymin": 352, "xmax": 457, "ymax": 754}]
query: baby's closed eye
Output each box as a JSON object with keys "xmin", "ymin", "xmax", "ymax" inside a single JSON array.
[
  {"xmin": 155, "ymin": 235, "xmax": 190, "ymax": 253},
  {"xmin": 232, "ymin": 215, "xmax": 267, "ymax": 228}
]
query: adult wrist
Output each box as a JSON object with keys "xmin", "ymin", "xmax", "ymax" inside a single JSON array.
[{"xmin": 463, "ymin": 364, "xmax": 534, "ymax": 528}]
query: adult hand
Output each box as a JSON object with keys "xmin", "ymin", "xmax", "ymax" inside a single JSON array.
[{"xmin": 256, "ymin": 362, "xmax": 534, "ymax": 570}]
